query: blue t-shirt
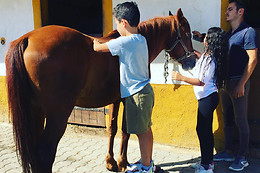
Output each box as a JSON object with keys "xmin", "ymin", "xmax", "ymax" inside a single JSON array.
[
  {"xmin": 106, "ymin": 34, "xmax": 150, "ymax": 98},
  {"xmin": 227, "ymin": 22, "xmax": 258, "ymax": 78}
]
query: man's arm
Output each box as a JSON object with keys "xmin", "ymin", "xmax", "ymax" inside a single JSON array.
[
  {"xmin": 93, "ymin": 39, "xmax": 110, "ymax": 52},
  {"xmin": 192, "ymin": 31, "xmax": 206, "ymax": 42},
  {"xmin": 233, "ymin": 48, "xmax": 258, "ymax": 98}
]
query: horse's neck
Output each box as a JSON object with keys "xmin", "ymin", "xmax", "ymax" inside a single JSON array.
[{"xmin": 138, "ymin": 18, "xmax": 171, "ymax": 63}]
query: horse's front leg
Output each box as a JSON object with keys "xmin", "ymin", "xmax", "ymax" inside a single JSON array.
[
  {"xmin": 117, "ymin": 101, "xmax": 130, "ymax": 172},
  {"xmin": 106, "ymin": 101, "xmax": 120, "ymax": 171}
]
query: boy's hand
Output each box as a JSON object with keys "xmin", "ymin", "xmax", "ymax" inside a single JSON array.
[
  {"xmin": 93, "ymin": 39, "xmax": 101, "ymax": 47},
  {"xmin": 93, "ymin": 39, "xmax": 109, "ymax": 52}
]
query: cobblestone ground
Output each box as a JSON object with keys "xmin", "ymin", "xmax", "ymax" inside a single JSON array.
[{"xmin": 1, "ymin": 122, "xmax": 260, "ymax": 173}]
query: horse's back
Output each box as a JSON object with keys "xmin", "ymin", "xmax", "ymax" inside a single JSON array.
[
  {"xmin": 19, "ymin": 26, "xmax": 92, "ymax": 104},
  {"xmin": 24, "ymin": 25, "xmax": 92, "ymax": 59},
  {"xmin": 16, "ymin": 25, "xmax": 120, "ymax": 108}
]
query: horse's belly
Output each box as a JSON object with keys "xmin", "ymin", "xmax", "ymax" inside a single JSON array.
[
  {"xmin": 75, "ymin": 83, "xmax": 121, "ymax": 108},
  {"xmin": 75, "ymin": 94, "xmax": 120, "ymax": 108}
]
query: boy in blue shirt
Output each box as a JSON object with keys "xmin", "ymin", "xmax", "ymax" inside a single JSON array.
[{"xmin": 93, "ymin": 2, "xmax": 154, "ymax": 173}]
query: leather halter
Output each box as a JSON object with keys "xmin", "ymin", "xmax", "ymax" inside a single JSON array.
[{"xmin": 165, "ymin": 25, "xmax": 195, "ymax": 62}]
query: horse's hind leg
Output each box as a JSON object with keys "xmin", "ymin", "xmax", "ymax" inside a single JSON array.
[
  {"xmin": 106, "ymin": 101, "xmax": 120, "ymax": 171},
  {"xmin": 36, "ymin": 106, "xmax": 73, "ymax": 173},
  {"xmin": 29, "ymin": 101, "xmax": 45, "ymax": 173},
  {"xmin": 117, "ymin": 101, "xmax": 130, "ymax": 172}
]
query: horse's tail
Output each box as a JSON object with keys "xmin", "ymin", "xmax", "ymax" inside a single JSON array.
[{"xmin": 5, "ymin": 36, "xmax": 42, "ymax": 173}]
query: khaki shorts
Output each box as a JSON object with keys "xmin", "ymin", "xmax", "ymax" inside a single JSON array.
[{"xmin": 124, "ymin": 83, "xmax": 154, "ymax": 134}]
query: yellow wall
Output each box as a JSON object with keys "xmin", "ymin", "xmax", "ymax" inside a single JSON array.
[
  {"xmin": 32, "ymin": 0, "xmax": 42, "ymax": 29},
  {"xmin": 106, "ymin": 84, "xmax": 225, "ymax": 150},
  {"xmin": 0, "ymin": 76, "xmax": 8, "ymax": 122},
  {"xmin": 221, "ymin": 0, "xmax": 231, "ymax": 32},
  {"xmin": 103, "ymin": 0, "xmax": 113, "ymax": 36}
]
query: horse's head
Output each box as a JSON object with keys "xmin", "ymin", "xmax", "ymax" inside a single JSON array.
[{"xmin": 166, "ymin": 9, "xmax": 197, "ymax": 70}]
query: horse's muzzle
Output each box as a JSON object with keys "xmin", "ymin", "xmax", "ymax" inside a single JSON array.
[{"xmin": 181, "ymin": 54, "xmax": 197, "ymax": 71}]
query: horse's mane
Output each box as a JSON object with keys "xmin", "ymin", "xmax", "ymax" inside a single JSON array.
[
  {"xmin": 97, "ymin": 30, "xmax": 120, "ymax": 43},
  {"xmin": 138, "ymin": 16, "xmax": 176, "ymax": 37},
  {"xmin": 96, "ymin": 15, "xmax": 177, "ymax": 43},
  {"xmin": 96, "ymin": 15, "xmax": 178, "ymax": 48},
  {"xmin": 137, "ymin": 15, "xmax": 179, "ymax": 61}
]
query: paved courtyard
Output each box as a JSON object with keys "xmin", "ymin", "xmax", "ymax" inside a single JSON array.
[{"xmin": 0, "ymin": 122, "xmax": 260, "ymax": 173}]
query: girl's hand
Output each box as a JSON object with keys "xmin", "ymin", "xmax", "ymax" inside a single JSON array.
[
  {"xmin": 172, "ymin": 71, "xmax": 183, "ymax": 81},
  {"xmin": 194, "ymin": 50, "xmax": 202, "ymax": 58}
]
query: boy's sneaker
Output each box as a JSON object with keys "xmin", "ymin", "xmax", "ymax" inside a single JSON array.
[
  {"xmin": 213, "ymin": 151, "xmax": 235, "ymax": 161},
  {"xmin": 126, "ymin": 161, "xmax": 141, "ymax": 173},
  {"xmin": 126, "ymin": 159, "xmax": 155, "ymax": 173},
  {"xmin": 195, "ymin": 166, "xmax": 213, "ymax": 173},
  {"xmin": 125, "ymin": 163, "xmax": 141, "ymax": 173},
  {"xmin": 191, "ymin": 161, "xmax": 214, "ymax": 170},
  {"xmin": 141, "ymin": 159, "xmax": 155, "ymax": 173},
  {"xmin": 229, "ymin": 156, "xmax": 249, "ymax": 171},
  {"xmin": 126, "ymin": 159, "xmax": 142, "ymax": 171},
  {"xmin": 141, "ymin": 165, "xmax": 154, "ymax": 173}
]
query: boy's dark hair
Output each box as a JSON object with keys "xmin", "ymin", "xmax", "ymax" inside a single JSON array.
[{"xmin": 113, "ymin": 1, "xmax": 140, "ymax": 27}]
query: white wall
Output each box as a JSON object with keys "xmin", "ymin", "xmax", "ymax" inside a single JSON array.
[
  {"xmin": 112, "ymin": 0, "xmax": 221, "ymax": 84},
  {"xmin": 0, "ymin": 0, "xmax": 34, "ymax": 76}
]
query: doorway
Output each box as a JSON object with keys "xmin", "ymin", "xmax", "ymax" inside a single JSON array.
[
  {"xmin": 245, "ymin": 0, "xmax": 260, "ymax": 28},
  {"xmin": 244, "ymin": 0, "xmax": 260, "ymax": 144},
  {"xmin": 42, "ymin": 0, "xmax": 103, "ymax": 36},
  {"xmin": 40, "ymin": 0, "xmax": 106, "ymax": 127}
]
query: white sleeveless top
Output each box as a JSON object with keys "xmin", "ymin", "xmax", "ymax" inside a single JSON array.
[{"xmin": 192, "ymin": 53, "xmax": 217, "ymax": 100}]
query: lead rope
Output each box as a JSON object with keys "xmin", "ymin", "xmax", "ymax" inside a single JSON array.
[{"xmin": 164, "ymin": 51, "xmax": 171, "ymax": 83}]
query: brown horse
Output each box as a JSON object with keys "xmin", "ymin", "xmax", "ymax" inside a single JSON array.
[{"xmin": 5, "ymin": 9, "xmax": 196, "ymax": 173}]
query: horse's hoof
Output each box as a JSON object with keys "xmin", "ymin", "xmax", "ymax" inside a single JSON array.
[
  {"xmin": 117, "ymin": 157, "xmax": 128, "ymax": 172},
  {"xmin": 106, "ymin": 155, "xmax": 118, "ymax": 172}
]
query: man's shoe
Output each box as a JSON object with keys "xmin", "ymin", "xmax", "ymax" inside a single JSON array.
[
  {"xmin": 229, "ymin": 156, "xmax": 249, "ymax": 171},
  {"xmin": 213, "ymin": 151, "xmax": 235, "ymax": 161},
  {"xmin": 195, "ymin": 166, "xmax": 213, "ymax": 173}
]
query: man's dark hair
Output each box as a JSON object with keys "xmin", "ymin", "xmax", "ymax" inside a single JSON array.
[
  {"xmin": 113, "ymin": 1, "xmax": 140, "ymax": 27},
  {"xmin": 229, "ymin": 0, "xmax": 247, "ymax": 13}
]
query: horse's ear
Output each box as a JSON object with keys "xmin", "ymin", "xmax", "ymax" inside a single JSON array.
[
  {"xmin": 177, "ymin": 8, "xmax": 183, "ymax": 21},
  {"xmin": 169, "ymin": 11, "xmax": 173, "ymax": 16}
]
